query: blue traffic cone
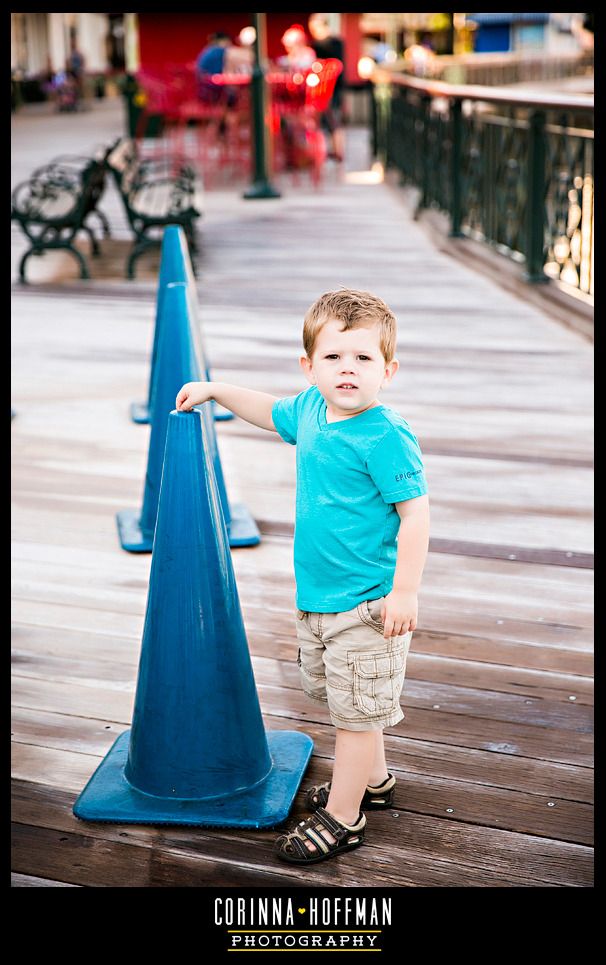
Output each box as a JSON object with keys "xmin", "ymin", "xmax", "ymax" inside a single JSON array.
[
  {"xmin": 118, "ymin": 283, "xmax": 197, "ymax": 552},
  {"xmin": 118, "ymin": 283, "xmax": 260, "ymax": 552},
  {"xmin": 74, "ymin": 409, "xmax": 313, "ymax": 827},
  {"xmin": 130, "ymin": 226, "xmax": 188, "ymax": 424},
  {"xmin": 193, "ymin": 379, "xmax": 261, "ymax": 549},
  {"xmin": 131, "ymin": 224, "xmax": 232, "ymax": 424}
]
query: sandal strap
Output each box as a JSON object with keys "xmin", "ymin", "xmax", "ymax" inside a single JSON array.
[
  {"xmin": 284, "ymin": 833, "xmax": 311, "ymax": 858},
  {"xmin": 367, "ymin": 773, "xmax": 396, "ymax": 793},
  {"xmin": 314, "ymin": 807, "xmax": 360, "ymax": 839},
  {"xmin": 275, "ymin": 810, "xmax": 366, "ymax": 862}
]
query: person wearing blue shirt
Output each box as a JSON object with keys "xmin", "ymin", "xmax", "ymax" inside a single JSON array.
[
  {"xmin": 195, "ymin": 31, "xmax": 231, "ymax": 109},
  {"xmin": 196, "ymin": 31, "xmax": 231, "ymax": 76},
  {"xmin": 176, "ymin": 288, "xmax": 430, "ymax": 866}
]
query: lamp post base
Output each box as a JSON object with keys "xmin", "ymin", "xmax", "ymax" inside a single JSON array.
[{"xmin": 243, "ymin": 181, "xmax": 281, "ymax": 200}]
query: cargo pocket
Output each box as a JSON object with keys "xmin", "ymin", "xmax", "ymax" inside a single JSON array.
[
  {"xmin": 297, "ymin": 647, "xmax": 328, "ymax": 702},
  {"xmin": 350, "ymin": 646, "xmax": 406, "ymax": 716},
  {"xmin": 357, "ymin": 597, "xmax": 385, "ymax": 633}
]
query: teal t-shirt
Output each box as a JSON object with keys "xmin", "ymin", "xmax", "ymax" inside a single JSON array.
[{"xmin": 272, "ymin": 385, "xmax": 428, "ymax": 612}]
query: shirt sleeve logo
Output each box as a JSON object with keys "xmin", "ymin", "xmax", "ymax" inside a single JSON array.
[{"xmin": 395, "ymin": 469, "xmax": 423, "ymax": 482}]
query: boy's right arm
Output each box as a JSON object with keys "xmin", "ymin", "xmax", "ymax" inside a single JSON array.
[{"xmin": 175, "ymin": 381, "xmax": 278, "ymax": 433}]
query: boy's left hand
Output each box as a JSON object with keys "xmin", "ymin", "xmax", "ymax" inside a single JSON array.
[{"xmin": 381, "ymin": 589, "xmax": 418, "ymax": 639}]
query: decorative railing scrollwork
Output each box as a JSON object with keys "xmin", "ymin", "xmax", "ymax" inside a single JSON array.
[{"xmin": 374, "ymin": 72, "xmax": 593, "ymax": 299}]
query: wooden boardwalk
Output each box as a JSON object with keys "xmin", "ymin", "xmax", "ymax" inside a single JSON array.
[{"xmin": 11, "ymin": 99, "xmax": 593, "ymax": 887}]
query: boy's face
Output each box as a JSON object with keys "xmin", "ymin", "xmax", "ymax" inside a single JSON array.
[{"xmin": 300, "ymin": 319, "xmax": 399, "ymax": 419}]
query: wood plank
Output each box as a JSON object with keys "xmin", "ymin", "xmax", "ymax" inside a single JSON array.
[
  {"xmin": 11, "ymin": 627, "xmax": 595, "ymax": 703},
  {"xmin": 12, "ymin": 551, "xmax": 594, "ymax": 645},
  {"xmin": 12, "ymin": 780, "xmax": 592, "ymax": 887},
  {"xmin": 11, "ymin": 729, "xmax": 592, "ymax": 845},
  {"xmin": 11, "ymin": 671, "xmax": 593, "ymax": 768},
  {"xmin": 13, "ymin": 605, "xmax": 594, "ymax": 679},
  {"xmin": 11, "ymin": 732, "xmax": 577, "ymax": 849},
  {"xmin": 10, "ymin": 706, "xmax": 592, "ymax": 803},
  {"xmin": 12, "ymin": 448, "xmax": 593, "ymax": 555},
  {"xmin": 11, "ymin": 872, "xmax": 82, "ymax": 887}
]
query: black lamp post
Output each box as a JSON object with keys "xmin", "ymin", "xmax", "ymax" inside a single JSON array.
[{"xmin": 243, "ymin": 12, "xmax": 281, "ymax": 199}]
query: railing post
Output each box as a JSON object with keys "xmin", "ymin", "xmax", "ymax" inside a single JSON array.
[
  {"xmin": 374, "ymin": 80, "xmax": 391, "ymax": 168},
  {"xmin": 449, "ymin": 97, "xmax": 463, "ymax": 237},
  {"xmin": 370, "ymin": 81, "xmax": 378, "ymax": 160},
  {"xmin": 525, "ymin": 109, "xmax": 548, "ymax": 282},
  {"xmin": 414, "ymin": 93, "xmax": 431, "ymax": 219}
]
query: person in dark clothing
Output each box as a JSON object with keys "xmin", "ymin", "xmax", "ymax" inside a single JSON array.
[
  {"xmin": 308, "ymin": 13, "xmax": 346, "ymax": 162},
  {"xmin": 195, "ymin": 31, "xmax": 232, "ymax": 113},
  {"xmin": 196, "ymin": 31, "xmax": 231, "ymax": 76},
  {"xmin": 67, "ymin": 42, "xmax": 85, "ymax": 102}
]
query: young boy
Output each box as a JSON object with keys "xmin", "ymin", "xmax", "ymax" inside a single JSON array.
[{"xmin": 175, "ymin": 289, "xmax": 430, "ymax": 864}]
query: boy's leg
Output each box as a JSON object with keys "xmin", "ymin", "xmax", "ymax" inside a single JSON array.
[
  {"xmin": 368, "ymin": 730, "xmax": 390, "ymax": 788},
  {"xmin": 326, "ymin": 728, "xmax": 376, "ymax": 825},
  {"xmin": 299, "ymin": 728, "xmax": 373, "ymax": 853}
]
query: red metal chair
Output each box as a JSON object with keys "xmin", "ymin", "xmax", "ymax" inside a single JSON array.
[{"xmin": 268, "ymin": 59, "xmax": 342, "ymax": 187}]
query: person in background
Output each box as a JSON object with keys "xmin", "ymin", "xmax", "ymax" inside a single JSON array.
[
  {"xmin": 196, "ymin": 31, "xmax": 232, "ymax": 76},
  {"xmin": 224, "ymin": 32, "xmax": 254, "ymax": 74},
  {"xmin": 308, "ymin": 13, "xmax": 346, "ymax": 162},
  {"xmin": 195, "ymin": 30, "xmax": 232, "ymax": 116},
  {"xmin": 67, "ymin": 40, "xmax": 86, "ymax": 101},
  {"xmin": 279, "ymin": 24, "xmax": 316, "ymax": 70}
]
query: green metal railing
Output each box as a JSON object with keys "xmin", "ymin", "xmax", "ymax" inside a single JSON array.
[{"xmin": 373, "ymin": 72, "xmax": 594, "ymax": 298}]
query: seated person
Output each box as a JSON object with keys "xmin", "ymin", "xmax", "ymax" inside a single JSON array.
[
  {"xmin": 196, "ymin": 31, "xmax": 231, "ymax": 75},
  {"xmin": 278, "ymin": 24, "xmax": 316, "ymax": 71},
  {"xmin": 196, "ymin": 31, "xmax": 231, "ymax": 104}
]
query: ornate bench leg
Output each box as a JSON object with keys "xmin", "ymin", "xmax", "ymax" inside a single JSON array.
[
  {"xmin": 18, "ymin": 248, "xmax": 35, "ymax": 284},
  {"xmin": 18, "ymin": 243, "xmax": 90, "ymax": 281},
  {"xmin": 127, "ymin": 241, "xmax": 149, "ymax": 280},
  {"xmin": 84, "ymin": 225, "xmax": 101, "ymax": 257},
  {"xmin": 126, "ymin": 237, "xmax": 161, "ymax": 279},
  {"xmin": 63, "ymin": 244, "xmax": 91, "ymax": 279},
  {"xmin": 94, "ymin": 209, "xmax": 111, "ymax": 238},
  {"xmin": 126, "ymin": 246, "xmax": 140, "ymax": 280}
]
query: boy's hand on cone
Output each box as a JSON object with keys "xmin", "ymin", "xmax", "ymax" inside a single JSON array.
[
  {"xmin": 381, "ymin": 589, "xmax": 417, "ymax": 638},
  {"xmin": 175, "ymin": 381, "xmax": 211, "ymax": 411}
]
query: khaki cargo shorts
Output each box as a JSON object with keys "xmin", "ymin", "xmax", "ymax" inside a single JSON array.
[{"xmin": 295, "ymin": 596, "xmax": 412, "ymax": 731}]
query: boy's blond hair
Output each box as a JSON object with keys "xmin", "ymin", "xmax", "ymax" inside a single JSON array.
[{"xmin": 303, "ymin": 289, "xmax": 397, "ymax": 362}]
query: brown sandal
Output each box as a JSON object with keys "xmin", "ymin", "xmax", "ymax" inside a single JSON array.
[
  {"xmin": 275, "ymin": 807, "xmax": 366, "ymax": 865},
  {"xmin": 305, "ymin": 773, "xmax": 396, "ymax": 812}
]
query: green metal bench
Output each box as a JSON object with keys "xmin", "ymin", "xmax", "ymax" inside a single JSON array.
[
  {"xmin": 105, "ymin": 138, "xmax": 204, "ymax": 279},
  {"xmin": 31, "ymin": 151, "xmax": 112, "ymax": 242},
  {"xmin": 11, "ymin": 155, "xmax": 108, "ymax": 283}
]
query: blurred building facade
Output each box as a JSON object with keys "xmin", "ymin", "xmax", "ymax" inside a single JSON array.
[
  {"xmin": 11, "ymin": 13, "xmax": 129, "ymax": 76},
  {"xmin": 11, "ymin": 12, "xmax": 591, "ymax": 99}
]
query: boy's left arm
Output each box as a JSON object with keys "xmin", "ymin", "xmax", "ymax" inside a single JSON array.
[{"xmin": 381, "ymin": 494, "xmax": 430, "ymax": 639}]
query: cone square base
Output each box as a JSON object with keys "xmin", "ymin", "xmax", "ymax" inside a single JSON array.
[
  {"xmin": 116, "ymin": 508, "xmax": 153, "ymax": 553},
  {"xmin": 130, "ymin": 401, "xmax": 151, "ymax": 424},
  {"xmin": 228, "ymin": 502, "xmax": 261, "ymax": 547},
  {"xmin": 73, "ymin": 729, "xmax": 313, "ymax": 828}
]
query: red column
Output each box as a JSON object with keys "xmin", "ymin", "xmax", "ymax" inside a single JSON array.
[{"xmin": 340, "ymin": 12, "xmax": 363, "ymax": 85}]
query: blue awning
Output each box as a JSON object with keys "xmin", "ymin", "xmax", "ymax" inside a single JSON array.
[{"xmin": 468, "ymin": 13, "xmax": 549, "ymax": 25}]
